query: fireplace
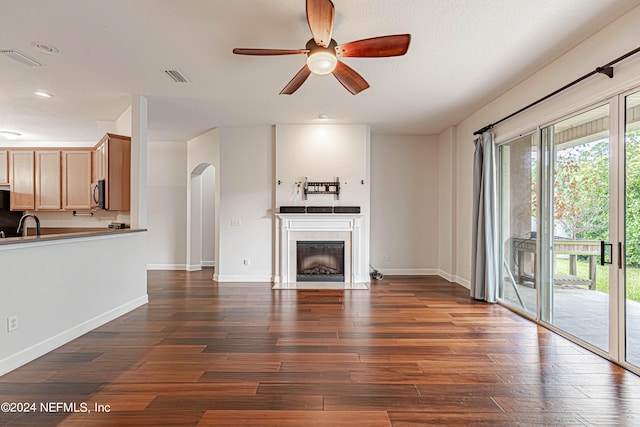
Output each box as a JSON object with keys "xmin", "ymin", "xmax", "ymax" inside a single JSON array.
[
  {"xmin": 275, "ymin": 213, "xmax": 367, "ymax": 284},
  {"xmin": 296, "ymin": 241, "xmax": 345, "ymax": 282}
]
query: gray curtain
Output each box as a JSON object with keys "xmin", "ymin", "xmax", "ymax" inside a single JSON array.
[{"xmin": 471, "ymin": 131, "xmax": 498, "ymax": 302}]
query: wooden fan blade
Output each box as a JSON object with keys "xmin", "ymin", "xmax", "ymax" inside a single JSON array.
[
  {"xmin": 233, "ymin": 48, "xmax": 309, "ymax": 56},
  {"xmin": 306, "ymin": 0, "xmax": 334, "ymax": 47},
  {"xmin": 335, "ymin": 34, "xmax": 411, "ymax": 57},
  {"xmin": 280, "ymin": 65, "xmax": 312, "ymax": 95},
  {"xmin": 332, "ymin": 60, "xmax": 370, "ymax": 95}
]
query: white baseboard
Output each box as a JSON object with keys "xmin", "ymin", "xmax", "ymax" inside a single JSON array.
[
  {"xmin": 147, "ymin": 264, "xmax": 189, "ymax": 271},
  {"xmin": 437, "ymin": 270, "xmax": 455, "ymax": 282},
  {"xmin": 437, "ymin": 270, "xmax": 471, "ymax": 289},
  {"xmin": 379, "ymin": 268, "xmax": 439, "ymax": 276},
  {"xmin": 0, "ymin": 295, "xmax": 148, "ymax": 377},
  {"xmin": 214, "ymin": 274, "xmax": 273, "ymax": 282},
  {"xmin": 147, "ymin": 262, "xmax": 216, "ymax": 271},
  {"xmin": 455, "ymin": 276, "xmax": 471, "ymax": 289},
  {"xmin": 375, "ymin": 269, "xmax": 470, "ymax": 290}
]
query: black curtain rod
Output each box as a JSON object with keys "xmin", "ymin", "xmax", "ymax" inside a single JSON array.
[{"xmin": 473, "ymin": 45, "xmax": 640, "ymax": 136}]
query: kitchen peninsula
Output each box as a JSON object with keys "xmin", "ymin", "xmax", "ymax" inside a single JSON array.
[
  {"xmin": 0, "ymin": 131, "xmax": 148, "ymax": 376},
  {"xmin": 0, "ymin": 226, "xmax": 148, "ymax": 376}
]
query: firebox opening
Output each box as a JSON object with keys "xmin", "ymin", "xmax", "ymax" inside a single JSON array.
[{"xmin": 296, "ymin": 240, "xmax": 345, "ymax": 282}]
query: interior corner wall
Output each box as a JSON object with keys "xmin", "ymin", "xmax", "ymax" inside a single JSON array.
[
  {"xmin": 216, "ymin": 126, "xmax": 274, "ymax": 282},
  {"xmin": 115, "ymin": 104, "xmax": 132, "ymax": 136},
  {"xmin": 451, "ymin": 4, "xmax": 640, "ymax": 287},
  {"xmin": 437, "ymin": 126, "xmax": 457, "ymax": 283},
  {"xmin": 370, "ymin": 134, "xmax": 439, "ymax": 275},
  {"xmin": 146, "ymin": 140, "xmax": 188, "ymax": 269}
]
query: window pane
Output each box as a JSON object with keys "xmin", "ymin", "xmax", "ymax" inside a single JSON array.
[
  {"xmin": 625, "ymin": 90, "xmax": 640, "ymax": 368},
  {"xmin": 542, "ymin": 105, "xmax": 610, "ymax": 352},
  {"xmin": 499, "ymin": 134, "xmax": 537, "ymax": 315}
]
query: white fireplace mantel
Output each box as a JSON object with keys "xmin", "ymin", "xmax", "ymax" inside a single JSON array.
[{"xmin": 275, "ymin": 214, "xmax": 368, "ymax": 284}]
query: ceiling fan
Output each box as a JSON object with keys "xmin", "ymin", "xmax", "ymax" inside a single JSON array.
[{"xmin": 232, "ymin": 0, "xmax": 411, "ymax": 95}]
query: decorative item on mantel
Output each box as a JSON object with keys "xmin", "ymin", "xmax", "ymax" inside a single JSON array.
[
  {"xmin": 303, "ymin": 177, "xmax": 340, "ymax": 200},
  {"xmin": 279, "ymin": 206, "xmax": 360, "ymax": 214}
]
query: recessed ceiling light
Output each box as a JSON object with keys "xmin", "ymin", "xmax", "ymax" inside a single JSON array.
[
  {"xmin": 32, "ymin": 42, "xmax": 59, "ymax": 54},
  {"xmin": 318, "ymin": 114, "xmax": 329, "ymax": 120},
  {"xmin": 34, "ymin": 91, "xmax": 53, "ymax": 98},
  {"xmin": 0, "ymin": 131, "xmax": 21, "ymax": 140}
]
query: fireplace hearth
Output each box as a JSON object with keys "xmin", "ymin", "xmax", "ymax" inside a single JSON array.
[{"xmin": 296, "ymin": 241, "xmax": 345, "ymax": 282}]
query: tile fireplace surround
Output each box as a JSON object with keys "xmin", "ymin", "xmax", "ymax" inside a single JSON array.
[{"xmin": 275, "ymin": 213, "xmax": 368, "ymax": 285}]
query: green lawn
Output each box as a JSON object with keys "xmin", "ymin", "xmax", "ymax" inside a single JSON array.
[{"xmin": 555, "ymin": 258, "xmax": 640, "ymax": 301}]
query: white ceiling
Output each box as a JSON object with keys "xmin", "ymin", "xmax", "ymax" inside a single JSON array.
[{"xmin": 0, "ymin": 0, "xmax": 637, "ymax": 143}]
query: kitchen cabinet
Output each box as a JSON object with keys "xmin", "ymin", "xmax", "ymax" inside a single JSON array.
[
  {"xmin": 0, "ymin": 150, "xmax": 8, "ymax": 185},
  {"xmin": 93, "ymin": 139, "xmax": 107, "ymax": 182},
  {"xmin": 62, "ymin": 151, "xmax": 92, "ymax": 210},
  {"xmin": 9, "ymin": 150, "xmax": 35, "ymax": 210},
  {"xmin": 35, "ymin": 150, "xmax": 62, "ymax": 210},
  {"xmin": 92, "ymin": 133, "xmax": 130, "ymax": 211}
]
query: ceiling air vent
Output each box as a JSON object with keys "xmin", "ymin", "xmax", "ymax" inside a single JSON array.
[
  {"xmin": 163, "ymin": 69, "xmax": 189, "ymax": 83},
  {"xmin": 1, "ymin": 49, "xmax": 43, "ymax": 67}
]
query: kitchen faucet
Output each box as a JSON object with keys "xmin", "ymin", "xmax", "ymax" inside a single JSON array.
[{"xmin": 17, "ymin": 214, "xmax": 41, "ymax": 236}]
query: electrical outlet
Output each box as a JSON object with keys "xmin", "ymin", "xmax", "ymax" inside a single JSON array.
[
  {"xmin": 7, "ymin": 315, "xmax": 18, "ymax": 332},
  {"xmin": 243, "ymin": 259, "xmax": 250, "ymax": 266}
]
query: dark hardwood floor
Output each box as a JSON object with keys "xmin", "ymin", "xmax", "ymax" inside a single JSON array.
[{"xmin": 2, "ymin": 269, "xmax": 640, "ymax": 426}]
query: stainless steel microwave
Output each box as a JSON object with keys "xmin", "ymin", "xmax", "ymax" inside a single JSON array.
[{"xmin": 91, "ymin": 179, "xmax": 105, "ymax": 210}]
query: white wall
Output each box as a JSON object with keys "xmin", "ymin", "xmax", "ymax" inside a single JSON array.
[
  {"xmin": 201, "ymin": 166, "xmax": 215, "ymax": 266},
  {"xmin": 452, "ymin": 4, "xmax": 640, "ymax": 286},
  {"xmin": 115, "ymin": 104, "xmax": 132, "ymax": 136},
  {"xmin": 275, "ymin": 124, "xmax": 370, "ymax": 209},
  {"xmin": 216, "ymin": 126, "xmax": 273, "ymax": 281},
  {"xmin": 0, "ymin": 232, "xmax": 148, "ymax": 375},
  {"xmin": 370, "ymin": 134, "xmax": 439, "ymax": 275},
  {"xmin": 147, "ymin": 141, "xmax": 188, "ymax": 269},
  {"xmin": 438, "ymin": 127, "xmax": 458, "ymax": 283}
]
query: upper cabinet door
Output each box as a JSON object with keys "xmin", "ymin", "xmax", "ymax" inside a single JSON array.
[
  {"xmin": 9, "ymin": 151, "xmax": 35, "ymax": 210},
  {"xmin": 62, "ymin": 151, "xmax": 92, "ymax": 210},
  {"xmin": 0, "ymin": 150, "xmax": 8, "ymax": 185},
  {"xmin": 94, "ymin": 138, "xmax": 107, "ymax": 182},
  {"xmin": 35, "ymin": 150, "xmax": 62, "ymax": 210}
]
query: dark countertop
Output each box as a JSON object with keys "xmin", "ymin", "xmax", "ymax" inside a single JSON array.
[{"xmin": 0, "ymin": 228, "xmax": 146, "ymax": 246}]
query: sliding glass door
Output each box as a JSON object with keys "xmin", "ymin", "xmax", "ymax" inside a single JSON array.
[
  {"xmin": 624, "ymin": 90, "xmax": 640, "ymax": 368},
  {"xmin": 498, "ymin": 88, "xmax": 640, "ymax": 373},
  {"xmin": 540, "ymin": 104, "xmax": 611, "ymax": 352}
]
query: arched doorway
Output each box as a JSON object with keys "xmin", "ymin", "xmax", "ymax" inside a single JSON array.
[{"xmin": 189, "ymin": 163, "xmax": 215, "ymax": 274}]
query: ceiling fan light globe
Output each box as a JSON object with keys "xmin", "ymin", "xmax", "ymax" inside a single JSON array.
[{"xmin": 307, "ymin": 51, "xmax": 337, "ymax": 75}]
